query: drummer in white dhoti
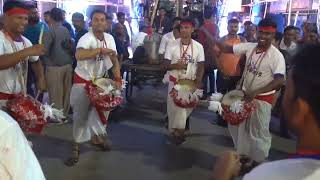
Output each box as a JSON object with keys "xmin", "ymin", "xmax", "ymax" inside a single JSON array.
[
  {"xmin": 163, "ymin": 18, "xmax": 205, "ymax": 145},
  {"xmin": 216, "ymin": 19, "xmax": 286, "ymax": 163},
  {"xmin": 65, "ymin": 9, "xmax": 121, "ymax": 166}
]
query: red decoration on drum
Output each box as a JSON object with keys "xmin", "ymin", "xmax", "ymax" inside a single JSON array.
[
  {"xmin": 222, "ymin": 100, "xmax": 257, "ymax": 125},
  {"xmin": 85, "ymin": 82, "xmax": 123, "ymax": 112},
  {"xmin": 170, "ymin": 88, "xmax": 198, "ymax": 108},
  {"xmin": 6, "ymin": 94, "xmax": 47, "ymax": 134}
]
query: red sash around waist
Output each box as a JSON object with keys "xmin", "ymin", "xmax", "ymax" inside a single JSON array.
[
  {"xmin": 255, "ymin": 94, "xmax": 274, "ymax": 105},
  {"xmin": 0, "ymin": 92, "xmax": 15, "ymax": 100}
]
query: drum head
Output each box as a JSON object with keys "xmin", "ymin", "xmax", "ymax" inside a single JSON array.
[
  {"xmin": 176, "ymin": 79, "xmax": 196, "ymax": 92},
  {"xmin": 94, "ymin": 78, "xmax": 115, "ymax": 88},
  {"xmin": 222, "ymin": 90, "xmax": 244, "ymax": 106}
]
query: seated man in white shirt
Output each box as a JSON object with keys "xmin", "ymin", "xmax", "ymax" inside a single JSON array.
[
  {"xmin": 131, "ymin": 24, "xmax": 148, "ymax": 54},
  {"xmin": 159, "ymin": 17, "xmax": 181, "ymax": 61},
  {"xmin": 0, "ymin": 110, "xmax": 45, "ymax": 180},
  {"xmin": 212, "ymin": 44, "xmax": 320, "ymax": 180}
]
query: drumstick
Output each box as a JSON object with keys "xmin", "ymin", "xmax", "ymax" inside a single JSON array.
[{"xmin": 38, "ymin": 25, "xmax": 44, "ymax": 44}]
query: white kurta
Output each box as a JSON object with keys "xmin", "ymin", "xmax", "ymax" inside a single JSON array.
[
  {"xmin": 0, "ymin": 31, "xmax": 38, "ymax": 109},
  {"xmin": 0, "ymin": 110, "xmax": 45, "ymax": 180},
  {"xmin": 72, "ymin": 32, "xmax": 116, "ymax": 143},
  {"xmin": 243, "ymin": 158, "xmax": 320, "ymax": 180},
  {"xmin": 164, "ymin": 39, "xmax": 205, "ymax": 131},
  {"xmin": 229, "ymin": 43, "xmax": 286, "ymax": 162}
]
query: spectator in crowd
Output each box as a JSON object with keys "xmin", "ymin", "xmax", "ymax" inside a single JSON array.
[
  {"xmin": 72, "ymin": 12, "xmax": 88, "ymax": 46},
  {"xmin": 198, "ymin": 6, "xmax": 219, "ymax": 98},
  {"xmin": 294, "ymin": 26, "xmax": 301, "ymax": 42},
  {"xmin": 239, "ymin": 20, "xmax": 253, "ymax": 37},
  {"xmin": 280, "ymin": 26, "xmax": 297, "ymax": 56},
  {"xmin": 23, "ymin": 4, "xmax": 48, "ymax": 99},
  {"xmin": 43, "ymin": 10, "xmax": 51, "ymax": 26},
  {"xmin": 114, "ymin": 12, "xmax": 129, "ymax": 58},
  {"xmin": 244, "ymin": 24, "xmax": 257, "ymax": 42},
  {"xmin": 154, "ymin": 7, "xmax": 171, "ymax": 35},
  {"xmin": 105, "ymin": 15, "xmax": 113, "ymax": 33},
  {"xmin": 159, "ymin": 17, "xmax": 181, "ymax": 60},
  {"xmin": 62, "ymin": 9, "xmax": 75, "ymax": 39},
  {"xmin": 131, "ymin": 24, "xmax": 148, "ymax": 54},
  {"xmin": 305, "ymin": 29, "xmax": 319, "ymax": 45},
  {"xmin": 213, "ymin": 44, "xmax": 320, "ymax": 180},
  {"xmin": 113, "ymin": 23, "xmax": 128, "ymax": 66},
  {"xmin": 216, "ymin": 18, "xmax": 245, "ymax": 94},
  {"xmin": 43, "ymin": 8, "xmax": 74, "ymax": 123}
]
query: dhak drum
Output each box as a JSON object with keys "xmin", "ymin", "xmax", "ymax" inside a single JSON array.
[
  {"xmin": 169, "ymin": 79, "xmax": 200, "ymax": 108},
  {"xmin": 221, "ymin": 90, "xmax": 257, "ymax": 125},
  {"xmin": 85, "ymin": 78, "xmax": 123, "ymax": 112}
]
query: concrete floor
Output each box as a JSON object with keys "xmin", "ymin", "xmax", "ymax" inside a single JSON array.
[{"xmin": 30, "ymin": 84, "xmax": 296, "ymax": 180}]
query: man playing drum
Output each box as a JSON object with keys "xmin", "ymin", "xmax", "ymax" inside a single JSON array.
[
  {"xmin": 65, "ymin": 9, "xmax": 121, "ymax": 166},
  {"xmin": 216, "ymin": 19, "xmax": 286, "ymax": 163},
  {"xmin": 163, "ymin": 18, "xmax": 205, "ymax": 145}
]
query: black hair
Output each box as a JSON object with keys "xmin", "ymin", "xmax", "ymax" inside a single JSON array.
[
  {"xmin": 291, "ymin": 44, "xmax": 320, "ymax": 127},
  {"xmin": 172, "ymin": 17, "xmax": 182, "ymax": 24},
  {"xmin": 228, "ymin": 18, "xmax": 239, "ymax": 25},
  {"xmin": 203, "ymin": 6, "xmax": 213, "ymax": 19},
  {"xmin": 294, "ymin": 26, "xmax": 301, "ymax": 32},
  {"xmin": 284, "ymin": 25, "xmax": 296, "ymax": 33},
  {"xmin": 180, "ymin": 17, "xmax": 195, "ymax": 27},
  {"xmin": 3, "ymin": 0, "xmax": 28, "ymax": 13},
  {"xmin": 244, "ymin": 21, "xmax": 252, "ymax": 26},
  {"xmin": 72, "ymin": 12, "xmax": 84, "ymax": 20},
  {"xmin": 44, "ymin": 11, "xmax": 51, "ymax": 15},
  {"xmin": 116, "ymin": 12, "xmax": 125, "ymax": 18},
  {"xmin": 258, "ymin": 18, "xmax": 277, "ymax": 29},
  {"xmin": 50, "ymin": 8, "xmax": 64, "ymax": 22},
  {"xmin": 90, "ymin": 9, "xmax": 107, "ymax": 20}
]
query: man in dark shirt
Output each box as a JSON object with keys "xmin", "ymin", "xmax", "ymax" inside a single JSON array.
[
  {"xmin": 72, "ymin": 12, "xmax": 88, "ymax": 46},
  {"xmin": 62, "ymin": 9, "xmax": 75, "ymax": 39},
  {"xmin": 154, "ymin": 7, "xmax": 171, "ymax": 35}
]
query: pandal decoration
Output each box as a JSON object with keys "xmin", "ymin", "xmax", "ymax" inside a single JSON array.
[
  {"xmin": 6, "ymin": 94, "xmax": 65, "ymax": 134},
  {"xmin": 169, "ymin": 79, "xmax": 203, "ymax": 108}
]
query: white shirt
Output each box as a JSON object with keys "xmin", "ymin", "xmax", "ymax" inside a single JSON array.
[
  {"xmin": 280, "ymin": 38, "xmax": 297, "ymax": 55},
  {"xmin": 0, "ymin": 110, "xmax": 46, "ymax": 180},
  {"xmin": 0, "ymin": 31, "xmax": 38, "ymax": 94},
  {"xmin": 159, "ymin": 32, "xmax": 176, "ymax": 55},
  {"xmin": 131, "ymin": 32, "xmax": 147, "ymax": 53},
  {"xmin": 75, "ymin": 31, "xmax": 117, "ymax": 81},
  {"xmin": 233, "ymin": 43, "xmax": 286, "ymax": 95},
  {"xmin": 164, "ymin": 39, "xmax": 205, "ymax": 80},
  {"xmin": 244, "ymin": 159, "xmax": 320, "ymax": 180}
]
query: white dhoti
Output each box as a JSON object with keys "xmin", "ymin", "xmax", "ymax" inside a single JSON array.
[
  {"xmin": 228, "ymin": 100, "xmax": 272, "ymax": 162},
  {"xmin": 167, "ymin": 82, "xmax": 193, "ymax": 131},
  {"xmin": 70, "ymin": 84, "xmax": 110, "ymax": 143}
]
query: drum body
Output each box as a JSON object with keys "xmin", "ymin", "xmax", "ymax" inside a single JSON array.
[{"xmin": 221, "ymin": 90, "xmax": 257, "ymax": 125}]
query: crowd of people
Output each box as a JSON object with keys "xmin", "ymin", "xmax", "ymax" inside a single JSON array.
[{"xmin": 0, "ymin": 0, "xmax": 319, "ymax": 179}]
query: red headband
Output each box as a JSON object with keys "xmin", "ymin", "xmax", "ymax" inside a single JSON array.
[
  {"xmin": 180, "ymin": 22, "xmax": 194, "ymax": 27},
  {"xmin": 6, "ymin": 8, "xmax": 29, "ymax": 16},
  {"xmin": 258, "ymin": 26, "xmax": 276, "ymax": 33}
]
